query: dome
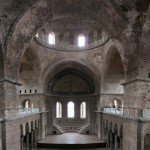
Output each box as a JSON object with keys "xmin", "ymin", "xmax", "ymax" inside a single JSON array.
[{"xmin": 35, "ymin": 17, "xmax": 110, "ymax": 51}]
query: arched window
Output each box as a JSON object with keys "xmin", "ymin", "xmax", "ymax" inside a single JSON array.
[
  {"xmin": 67, "ymin": 101, "xmax": 74, "ymax": 118},
  {"xmin": 78, "ymin": 34, "xmax": 85, "ymax": 47},
  {"xmin": 114, "ymin": 99, "xmax": 118, "ymax": 108},
  {"xmin": 48, "ymin": 32, "xmax": 55, "ymax": 45},
  {"xmin": 56, "ymin": 102, "xmax": 62, "ymax": 118},
  {"xmin": 80, "ymin": 102, "xmax": 86, "ymax": 118},
  {"xmin": 25, "ymin": 100, "xmax": 29, "ymax": 109},
  {"xmin": 112, "ymin": 99, "xmax": 122, "ymax": 108},
  {"xmin": 23, "ymin": 99, "xmax": 32, "ymax": 109},
  {"xmin": 36, "ymin": 33, "xmax": 38, "ymax": 37}
]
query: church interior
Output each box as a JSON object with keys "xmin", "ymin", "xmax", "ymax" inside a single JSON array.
[{"xmin": 0, "ymin": 0, "xmax": 150, "ymax": 150}]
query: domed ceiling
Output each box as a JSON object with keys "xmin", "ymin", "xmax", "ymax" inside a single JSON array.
[{"xmin": 34, "ymin": 17, "xmax": 110, "ymax": 51}]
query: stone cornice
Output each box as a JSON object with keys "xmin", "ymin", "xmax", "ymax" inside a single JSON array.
[
  {"xmin": 121, "ymin": 77, "xmax": 150, "ymax": 86},
  {"xmin": 0, "ymin": 79, "xmax": 22, "ymax": 86}
]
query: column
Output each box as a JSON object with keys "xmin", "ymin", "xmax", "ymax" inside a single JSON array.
[
  {"xmin": 21, "ymin": 136, "xmax": 24, "ymax": 150},
  {"xmin": 120, "ymin": 138, "xmax": 123, "ymax": 150},
  {"xmin": 33, "ymin": 131, "xmax": 37, "ymax": 149},
  {"xmin": 109, "ymin": 131, "xmax": 113, "ymax": 150},
  {"xmin": 114, "ymin": 135, "xmax": 118, "ymax": 150},
  {"xmin": 76, "ymin": 102, "xmax": 80, "ymax": 119},
  {"xmin": 26, "ymin": 134, "xmax": 29, "ymax": 150},
  {"xmin": 106, "ymin": 129, "xmax": 110, "ymax": 148},
  {"xmin": 47, "ymin": 98, "xmax": 53, "ymax": 134},
  {"xmin": 40, "ymin": 112, "xmax": 46, "ymax": 139},
  {"xmin": 30, "ymin": 131, "xmax": 34, "ymax": 149}
]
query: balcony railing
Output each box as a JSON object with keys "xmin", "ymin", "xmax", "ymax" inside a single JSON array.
[
  {"xmin": 102, "ymin": 107, "xmax": 150, "ymax": 118},
  {"xmin": 0, "ymin": 107, "xmax": 47, "ymax": 120}
]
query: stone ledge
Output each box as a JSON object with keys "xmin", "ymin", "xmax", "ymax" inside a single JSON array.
[
  {"xmin": 0, "ymin": 111, "xmax": 48, "ymax": 122},
  {"xmin": 121, "ymin": 77, "xmax": 150, "ymax": 86},
  {"xmin": 0, "ymin": 78, "xmax": 22, "ymax": 86}
]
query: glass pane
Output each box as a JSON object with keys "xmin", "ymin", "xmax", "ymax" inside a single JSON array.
[
  {"xmin": 56, "ymin": 102, "xmax": 62, "ymax": 118},
  {"xmin": 78, "ymin": 35, "xmax": 85, "ymax": 47},
  {"xmin": 68, "ymin": 102, "xmax": 74, "ymax": 118},
  {"xmin": 25, "ymin": 100, "xmax": 29, "ymax": 108},
  {"xmin": 80, "ymin": 102, "xmax": 86, "ymax": 118},
  {"xmin": 49, "ymin": 33, "xmax": 55, "ymax": 44}
]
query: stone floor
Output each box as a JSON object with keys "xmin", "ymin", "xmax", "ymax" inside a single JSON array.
[
  {"xmin": 38, "ymin": 132, "xmax": 105, "ymax": 144},
  {"xmin": 37, "ymin": 148, "xmax": 108, "ymax": 150},
  {"xmin": 37, "ymin": 132, "xmax": 107, "ymax": 150}
]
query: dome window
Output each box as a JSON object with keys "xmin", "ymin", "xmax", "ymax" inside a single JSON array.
[
  {"xmin": 78, "ymin": 34, "xmax": 85, "ymax": 47},
  {"xmin": 48, "ymin": 32, "xmax": 55, "ymax": 45}
]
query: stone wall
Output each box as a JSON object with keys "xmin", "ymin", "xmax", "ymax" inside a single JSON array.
[{"xmin": 3, "ymin": 113, "xmax": 46, "ymax": 150}]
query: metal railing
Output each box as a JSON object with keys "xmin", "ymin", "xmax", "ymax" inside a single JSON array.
[
  {"xmin": 0, "ymin": 107, "xmax": 47, "ymax": 120},
  {"xmin": 102, "ymin": 107, "xmax": 143, "ymax": 118}
]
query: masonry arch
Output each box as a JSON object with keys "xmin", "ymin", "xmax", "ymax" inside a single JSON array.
[
  {"xmin": 102, "ymin": 45, "xmax": 125, "ymax": 107},
  {"xmin": 103, "ymin": 46, "xmax": 125, "ymax": 89},
  {"xmin": 46, "ymin": 62, "xmax": 100, "ymax": 134},
  {"xmin": 43, "ymin": 60, "xmax": 100, "ymax": 93},
  {"xmin": 49, "ymin": 68, "xmax": 95, "ymax": 95},
  {"xmin": 4, "ymin": 0, "xmax": 127, "ymax": 81}
]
